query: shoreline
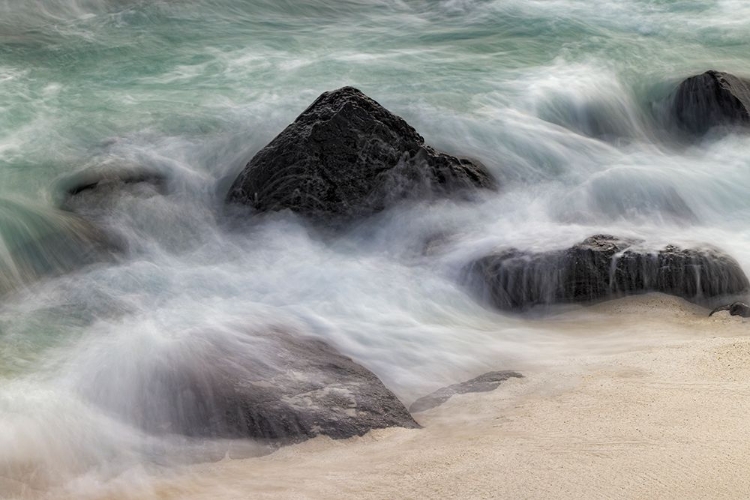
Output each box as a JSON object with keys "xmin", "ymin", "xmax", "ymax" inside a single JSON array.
[{"xmin": 46, "ymin": 294, "xmax": 750, "ymax": 500}]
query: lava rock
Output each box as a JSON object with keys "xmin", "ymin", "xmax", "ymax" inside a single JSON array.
[
  {"xmin": 226, "ymin": 86, "xmax": 496, "ymax": 219},
  {"xmin": 672, "ymin": 70, "xmax": 750, "ymax": 135},
  {"xmin": 81, "ymin": 328, "xmax": 419, "ymax": 443},
  {"xmin": 409, "ymin": 371, "xmax": 523, "ymax": 413},
  {"xmin": 468, "ymin": 235, "xmax": 750, "ymax": 311}
]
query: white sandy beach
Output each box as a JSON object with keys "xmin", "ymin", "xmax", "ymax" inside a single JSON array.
[{"xmin": 40, "ymin": 294, "xmax": 749, "ymax": 500}]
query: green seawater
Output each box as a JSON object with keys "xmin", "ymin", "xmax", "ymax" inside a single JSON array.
[{"xmin": 0, "ymin": 0, "xmax": 749, "ymax": 495}]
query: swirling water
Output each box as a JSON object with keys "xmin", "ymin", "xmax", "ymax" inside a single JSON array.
[{"xmin": 1, "ymin": 0, "xmax": 750, "ymax": 497}]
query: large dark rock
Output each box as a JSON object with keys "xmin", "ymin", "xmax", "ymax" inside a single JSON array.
[
  {"xmin": 410, "ymin": 371, "xmax": 523, "ymax": 413},
  {"xmin": 468, "ymin": 235, "xmax": 750, "ymax": 311},
  {"xmin": 672, "ymin": 70, "xmax": 750, "ymax": 135},
  {"xmin": 80, "ymin": 328, "xmax": 419, "ymax": 443},
  {"xmin": 226, "ymin": 86, "xmax": 496, "ymax": 219}
]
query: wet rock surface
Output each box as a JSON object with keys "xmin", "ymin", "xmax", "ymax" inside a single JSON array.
[
  {"xmin": 410, "ymin": 371, "xmax": 523, "ymax": 413},
  {"xmin": 709, "ymin": 301, "xmax": 750, "ymax": 318},
  {"xmin": 468, "ymin": 235, "xmax": 750, "ymax": 311},
  {"xmin": 81, "ymin": 328, "xmax": 419, "ymax": 443},
  {"xmin": 226, "ymin": 86, "xmax": 496, "ymax": 219},
  {"xmin": 672, "ymin": 70, "xmax": 750, "ymax": 135}
]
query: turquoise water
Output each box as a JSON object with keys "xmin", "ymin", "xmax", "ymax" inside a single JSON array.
[{"xmin": 1, "ymin": 0, "xmax": 750, "ymax": 496}]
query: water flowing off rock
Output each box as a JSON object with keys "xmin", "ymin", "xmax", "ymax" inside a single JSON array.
[{"xmin": 468, "ymin": 235, "xmax": 749, "ymax": 311}]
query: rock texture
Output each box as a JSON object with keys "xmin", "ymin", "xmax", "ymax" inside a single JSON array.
[
  {"xmin": 82, "ymin": 328, "xmax": 419, "ymax": 443},
  {"xmin": 468, "ymin": 235, "xmax": 750, "ymax": 311},
  {"xmin": 410, "ymin": 371, "xmax": 523, "ymax": 413},
  {"xmin": 226, "ymin": 86, "xmax": 496, "ymax": 219},
  {"xmin": 672, "ymin": 70, "xmax": 750, "ymax": 135},
  {"xmin": 709, "ymin": 301, "xmax": 750, "ymax": 318}
]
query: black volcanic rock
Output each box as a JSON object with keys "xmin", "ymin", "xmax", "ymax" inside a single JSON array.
[
  {"xmin": 410, "ymin": 371, "xmax": 523, "ymax": 413},
  {"xmin": 81, "ymin": 328, "xmax": 419, "ymax": 443},
  {"xmin": 672, "ymin": 70, "xmax": 750, "ymax": 135},
  {"xmin": 468, "ymin": 235, "xmax": 750, "ymax": 311},
  {"xmin": 226, "ymin": 86, "xmax": 496, "ymax": 219}
]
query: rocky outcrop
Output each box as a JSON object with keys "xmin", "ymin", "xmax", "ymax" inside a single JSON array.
[
  {"xmin": 672, "ymin": 70, "xmax": 750, "ymax": 135},
  {"xmin": 410, "ymin": 371, "xmax": 523, "ymax": 413},
  {"xmin": 226, "ymin": 86, "xmax": 496, "ymax": 219},
  {"xmin": 468, "ymin": 235, "xmax": 749, "ymax": 311},
  {"xmin": 81, "ymin": 328, "xmax": 419, "ymax": 443}
]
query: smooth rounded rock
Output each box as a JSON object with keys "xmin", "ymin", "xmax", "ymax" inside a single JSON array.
[{"xmin": 80, "ymin": 328, "xmax": 419, "ymax": 443}]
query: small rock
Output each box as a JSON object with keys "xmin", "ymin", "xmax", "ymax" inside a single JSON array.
[{"xmin": 410, "ymin": 371, "xmax": 523, "ymax": 413}]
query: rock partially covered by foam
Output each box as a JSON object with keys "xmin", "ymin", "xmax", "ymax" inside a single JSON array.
[
  {"xmin": 672, "ymin": 70, "xmax": 750, "ymax": 135},
  {"xmin": 80, "ymin": 328, "xmax": 419, "ymax": 443},
  {"xmin": 467, "ymin": 235, "xmax": 749, "ymax": 311},
  {"xmin": 226, "ymin": 86, "xmax": 496, "ymax": 219},
  {"xmin": 56, "ymin": 163, "xmax": 168, "ymax": 218}
]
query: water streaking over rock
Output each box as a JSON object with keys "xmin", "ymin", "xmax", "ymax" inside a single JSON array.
[{"xmin": 0, "ymin": 0, "xmax": 749, "ymax": 498}]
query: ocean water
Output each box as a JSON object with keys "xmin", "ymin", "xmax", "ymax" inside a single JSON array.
[{"xmin": 1, "ymin": 0, "xmax": 750, "ymax": 497}]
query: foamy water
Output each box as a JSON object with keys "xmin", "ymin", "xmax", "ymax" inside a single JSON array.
[{"xmin": 1, "ymin": 0, "xmax": 750, "ymax": 497}]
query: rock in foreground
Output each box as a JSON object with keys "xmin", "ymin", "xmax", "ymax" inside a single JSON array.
[
  {"xmin": 82, "ymin": 328, "xmax": 419, "ymax": 443},
  {"xmin": 410, "ymin": 371, "xmax": 523, "ymax": 413},
  {"xmin": 672, "ymin": 70, "xmax": 750, "ymax": 135},
  {"xmin": 468, "ymin": 235, "xmax": 749, "ymax": 311},
  {"xmin": 226, "ymin": 86, "xmax": 496, "ymax": 219}
]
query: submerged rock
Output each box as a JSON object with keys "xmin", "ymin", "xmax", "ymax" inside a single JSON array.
[
  {"xmin": 468, "ymin": 235, "xmax": 749, "ymax": 312},
  {"xmin": 0, "ymin": 198, "xmax": 114, "ymax": 295},
  {"xmin": 226, "ymin": 86, "xmax": 496, "ymax": 219},
  {"xmin": 57, "ymin": 164, "xmax": 168, "ymax": 217},
  {"xmin": 410, "ymin": 371, "xmax": 523, "ymax": 413},
  {"xmin": 81, "ymin": 328, "xmax": 419, "ymax": 443},
  {"xmin": 672, "ymin": 70, "xmax": 750, "ymax": 135}
]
